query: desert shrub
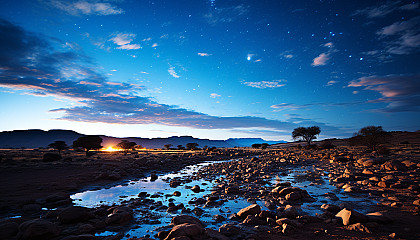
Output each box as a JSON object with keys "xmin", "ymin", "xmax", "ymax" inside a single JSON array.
[{"xmin": 320, "ymin": 141, "xmax": 335, "ymax": 149}]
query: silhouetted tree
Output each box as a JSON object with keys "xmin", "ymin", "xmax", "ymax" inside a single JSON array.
[
  {"xmin": 292, "ymin": 126, "xmax": 321, "ymax": 146},
  {"xmin": 186, "ymin": 143, "xmax": 199, "ymax": 150},
  {"xmin": 117, "ymin": 140, "xmax": 137, "ymax": 155},
  {"xmin": 73, "ymin": 136, "xmax": 103, "ymax": 156},
  {"xmin": 252, "ymin": 143, "xmax": 262, "ymax": 149},
  {"xmin": 177, "ymin": 145, "xmax": 185, "ymax": 150},
  {"xmin": 261, "ymin": 143, "xmax": 270, "ymax": 149},
  {"xmin": 48, "ymin": 141, "xmax": 68, "ymax": 154},
  {"xmin": 164, "ymin": 144, "xmax": 173, "ymax": 150},
  {"xmin": 350, "ymin": 126, "xmax": 389, "ymax": 151}
]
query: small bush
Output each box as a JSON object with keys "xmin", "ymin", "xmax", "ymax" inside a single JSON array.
[{"xmin": 320, "ymin": 141, "xmax": 335, "ymax": 149}]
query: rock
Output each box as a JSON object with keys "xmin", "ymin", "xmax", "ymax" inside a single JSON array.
[
  {"xmin": 18, "ymin": 219, "xmax": 59, "ymax": 240},
  {"xmin": 366, "ymin": 212, "xmax": 393, "ymax": 224},
  {"xmin": 171, "ymin": 215, "xmax": 204, "ymax": 227},
  {"xmin": 285, "ymin": 191, "xmax": 302, "ymax": 201},
  {"xmin": 58, "ymin": 206, "xmax": 91, "ymax": 224},
  {"xmin": 243, "ymin": 215, "xmax": 265, "ymax": 226},
  {"xmin": 204, "ymin": 228, "xmax": 230, "ymax": 240},
  {"xmin": 191, "ymin": 185, "xmax": 201, "ymax": 193},
  {"xmin": 335, "ymin": 208, "xmax": 367, "ymax": 226},
  {"xmin": 219, "ymin": 223, "xmax": 241, "ymax": 237},
  {"xmin": 282, "ymin": 205, "xmax": 298, "ymax": 218},
  {"xmin": 78, "ymin": 224, "xmax": 95, "ymax": 234},
  {"xmin": 225, "ymin": 186, "xmax": 240, "ymax": 194},
  {"xmin": 413, "ymin": 199, "xmax": 420, "ymax": 206},
  {"xmin": 0, "ymin": 221, "xmax": 19, "ymax": 239},
  {"xmin": 237, "ymin": 204, "xmax": 261, "ymax": 218},
  {"xmin": 282, "ymin": 223, "xmax": 297, "ymax": 235},
  {"xmin": 362, "ymin": 169, "xmax": 374, "ymax": 174},
  {"xmin": 381, "ymin": 160, "xmax": 407, "ymax": 171},
  {"xmin": 173, "ymin": 191, "xmax": 181, "ymax": 197},
  {"xmin": 150, "ymin": 172, "xmax": 158, "ymax": 181},
  {"xmin": 345, "ymin": 223, "xmax": 371, "ymax": 233},
  {"xmin": 105, "ymin": 207, "xmax": 133, "ymax": 225},
  {"xmin": 164, "ymin": 223, "xmax": 203, "ymax": 240},
  {"xmin": 213, "ymin": 215, "xmax": 226, "ymax": 223},
  {"xmin": 321, "ymin": 204, "xmax": 341, "ymax": 214},
  {"xmin": 23, "ymin": 203, "xmax": 42, "ymax": 213},
  {"xmin": 43, "ymin": 153, "xmax": 62, "ymax": 162}
]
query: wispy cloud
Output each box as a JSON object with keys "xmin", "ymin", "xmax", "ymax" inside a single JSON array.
[
  {"xmin": 348, "ymin": 74, "xmax": 420, "ymax": 112},
  {"xmin": 243, "ymin": 80, "xmax": 286, "ymax": 89},
  {"xmin": 353, "ymin": 1, "xmax": 400, "ymax": 18},
  {"xmin": 168, "ymin": 66, "xmax": 180, "ymax": 78},
  {"xmin": 0, "ymin": 18, "xmax": 346, "ymax": 138},
  {"xmin": 198, "ymin": 53, "xmax": 212, "ymax": 57},
  {"xmin": 376, "ymin": 16, "xmax": 420, "ymax": 55},
  {"xmin": 49, "ymin": 0, "xmax": 124, "ymax": 16},
  {"xmin": 210, "ymin": 93, "xmax": 221, "ymax": 98},
  {"xmin": 311, "ymin": 53, "xmax": 330, "ymax": 66},
  {"xmin": 326, "ymin": 80, "xmax": 338, "ymax": 86},
  {"xmin": 109, "ymin": 33, "xmax": 141, "ymax": 50}
]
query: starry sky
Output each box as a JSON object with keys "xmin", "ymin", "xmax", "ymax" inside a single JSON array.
[{"xmin": 0, "ymin": 0, "xmax": 419, "ymax": 141}]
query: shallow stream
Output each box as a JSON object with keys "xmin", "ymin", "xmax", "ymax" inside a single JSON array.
[{"xmin": 71, "ymin": 160, "xmax": 378, "ymax": 239}]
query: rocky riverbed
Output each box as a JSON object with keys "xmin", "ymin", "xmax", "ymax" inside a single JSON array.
[{"xmin": 0, "ymin": 145, "xmax": 419, "ymax": 239}]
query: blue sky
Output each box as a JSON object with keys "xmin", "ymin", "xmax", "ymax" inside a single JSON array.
[{"xmin": 0, "ymin": 0, "xmax": 419, "ymax": 141}]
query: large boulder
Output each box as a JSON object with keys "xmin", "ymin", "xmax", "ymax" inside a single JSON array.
[
  {"xmin": 335, "ymin": 208, "xmax": 367, "ymax": 226},
  {"xmin": 58, "ymin": 206, "xmax": 91, "ymax": 224},
  {"xmin": 105, "ymin": 206, "xmax": 133, "ymax": 225},
  {"xmin": 171, "ymin": 215, "xmax": 204, "ymax": 227},
  {"xmin": 164, "ymin": 223, "xmax": 204, "ymax": 240},
  {"xmin": 237, "ymin": 204, "xmax": 261, "ymax": 218},
  {"xmin": 17, "ymin": 219, "xmax": 59, "ymax": 240},
  {"xmin": 0, "ymin": 221, "xmax": 19, "ymax": 239}
]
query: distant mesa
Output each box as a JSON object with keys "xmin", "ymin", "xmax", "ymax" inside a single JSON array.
[{"xmin": 0, "ymin": 129, "xmax": 285, "ymax": 149}]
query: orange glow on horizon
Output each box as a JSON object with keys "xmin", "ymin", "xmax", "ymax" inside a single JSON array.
[{"xmin": 102, "ymin": 146, "xmax": 122, "ymax": 152}]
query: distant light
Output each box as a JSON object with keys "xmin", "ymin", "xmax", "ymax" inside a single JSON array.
[
  {"xmin": 359, "ymin": 57, "xmax": 363, "ymax": 60},
  {"xmin": 247, "ymin": 56, "xmax": 251, "ymax": 61}
]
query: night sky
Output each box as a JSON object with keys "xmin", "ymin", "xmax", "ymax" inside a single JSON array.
[{"xmin": 0, "ymin": 0, "xmax": 419, "ymax": 141}]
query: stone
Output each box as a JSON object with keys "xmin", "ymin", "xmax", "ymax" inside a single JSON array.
[
  {"xmin": 0, "ymin": 221, "xmax": 19, "ymax": 239},
  {"xmin": 78, "ymin": 224, "xmax": 95, "ymax": 234},
  {"xmin": 321, "ymin": 204, "xmax": 341, "ymax": 213},
  {"xmin": 105, "ymin": 207, "xmax": 133, "ymax": 225},
  {"xmin": 381, "ymin": 160, "xmax": 407, "ymax": 171},
  {"xmin": 191, "ymin": 185, "xmax": 201, "ymax": 193},
  {"xmin": 282, "ymin": 205, "xmax": 298, "ymax": 218},
  {"xmin": 204, "ymin": 228, "xmax": 230, "ymax": 240},
  {"xmin": 18, "ymin": 219, "xmax": 59, "ymax": 240},
  {"xmin": 173, "ymin": 191, "xmax": 181, "ymax": 197},
  {"xmin": 335, "ymin": 208, "xmax": 367, "ymax": 226},
  {"xmin": 23, "ymin": 203, "xmax": 42, "ymax": 213},
  {"xmin": 413, "ymin": 199, "xmax": 420, "ymax": 206},
  {"xmin": 242, "ymin": 215, "xmax": 265, "ymax": 226},
  {"xmin": 164, "ymin": 223, "xmax": 203, "ymax": 240},
  {"xmin": 58, "ymin": 206, "xmax": 91, "ymax": 224},
  {"xmin": 237, "ymin": 204, "xmax": 261, "ymax": 218},
  {"xmin": 171, "ymin": 215, "xmax": 204, "ymax": 227},
  {"xmin": 219, "ymin": 223, "xmax": 241, "ymax": 237},
  {"xmin": 345, "ymin": 223, "xmax": 371, "ymax": 233},
  {"xmin": 285, "ymin": 191, "xmax": 302, "ymax": 201},
  {"xmin": 150, "ymin": 172, "xmax": 158, "ymax": 181},
  {"xmin": 366, "ymin": 212, "xmax": 392, "ymax": 224},
  {"xmin": 282, "ymin": 223, "xmax": 297, "ymax": 234}
]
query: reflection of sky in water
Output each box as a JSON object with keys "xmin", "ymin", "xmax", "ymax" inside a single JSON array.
[{"xmin": 72, "ymin": 162, "xmax": 378, "ymax": 239}]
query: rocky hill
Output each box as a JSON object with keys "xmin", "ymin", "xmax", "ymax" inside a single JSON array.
[{"xmin": 0, "ymin": 129, "xmax": 284, "ymax": 149}]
